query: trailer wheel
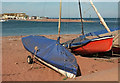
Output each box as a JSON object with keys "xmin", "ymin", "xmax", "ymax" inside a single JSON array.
[{"xmin": 27, "ymin": 56, "xmax": 33, "ymax": 64}]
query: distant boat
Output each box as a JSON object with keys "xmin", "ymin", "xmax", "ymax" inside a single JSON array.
[
  {"xmin": 62, "ymin": 0, "xmax": 113, "ymax": 55},
  {"xmin": 0, "ymin": 19, "xmax": 6, "ymax": 22}
]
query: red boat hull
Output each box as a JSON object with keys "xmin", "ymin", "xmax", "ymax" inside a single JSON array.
[{"xmin": 71, "ymin": 37, "xmax": 113, "ymax": 55}]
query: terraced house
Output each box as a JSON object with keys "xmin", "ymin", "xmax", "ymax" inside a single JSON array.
[{"xmin": 1, "ymin": 13, "xmax": 29, "ymax": 20}]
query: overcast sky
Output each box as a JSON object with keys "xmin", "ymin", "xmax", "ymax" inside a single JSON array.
[{"xmin": 2, "ymin": 0, "xmax": 119, "ymax": 18}]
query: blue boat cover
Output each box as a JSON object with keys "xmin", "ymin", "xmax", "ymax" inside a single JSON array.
[
  {"xmin": 22, "ymin": 35, "xmax": 78, "ymax": 75},
  {"xmin": 85, "ymin": 27, "xmax": 120, "ymax": 36}
]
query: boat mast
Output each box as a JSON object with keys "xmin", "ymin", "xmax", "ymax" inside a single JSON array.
[
  {"xmin": 89, "ymin": 0, "xmax": 111, "ymax": 33},
  {"xmin": 58, "ymin": 0, "xmax": 62, "ymax": 38},
  {"xmin": 78, "ymin": 0, "xmax": 84, "ymax": 35}
]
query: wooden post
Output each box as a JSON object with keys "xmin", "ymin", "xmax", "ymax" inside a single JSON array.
[
  {"xmin": 89, "ymin": 0, "xmax": 111, "ymax": 33},
  {"xmin": 58, "ymin": 0, "xmax": 62, "ymax": 37}
]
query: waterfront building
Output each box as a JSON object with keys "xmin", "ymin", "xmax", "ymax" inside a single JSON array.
[
  {"xmin": 0, "ymin": 13, "xmax": 29, "ymax": 20},
  {"xmin": 40, "ymin": 16, "xmax": 49, "ymax": 19},
  {"xmin": 31, "ymin": 16, "xmax": 40, "ymax": 19}
]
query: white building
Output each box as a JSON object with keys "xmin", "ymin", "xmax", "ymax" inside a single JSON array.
[{"xmin": 1, "ymin": 13, "xmax": 29, "ymax": 20}]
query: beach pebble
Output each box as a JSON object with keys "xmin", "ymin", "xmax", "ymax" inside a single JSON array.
[
  {"xmin": 89, "ymin": 70, "xmax": 95, "ymax": 73},
  {"xmin": 23, "ymin": 62, "xmax": 25, "ymax": 63},
  {"xmin": 91, "ymin": 71, "xmax": 95, "ymax": 73},
  {"xmin": 94, "ymin": 69, "xmax": 98, "ymax": 73},
  {"xmin": 15, "ymin": 62, "xmax": 18, "ymax": 64},
  {"xmin": 95, "ymin": 69, "xmax": 98, "ymax": 71}
]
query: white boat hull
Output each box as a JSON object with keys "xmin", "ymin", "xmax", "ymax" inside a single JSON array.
[{"xmin": 35, "ymin": 55, "xmax": 76, "ymax": 78}]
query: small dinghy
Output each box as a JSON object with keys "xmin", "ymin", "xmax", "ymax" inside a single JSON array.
[{"xmin": 22, "ymin": 35, "xmax": 78, "ymax": 78}]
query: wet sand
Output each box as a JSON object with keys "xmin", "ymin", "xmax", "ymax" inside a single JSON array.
[{"xmin": 2, "ymin": 32, "xmax": 119, "ymax": 81}]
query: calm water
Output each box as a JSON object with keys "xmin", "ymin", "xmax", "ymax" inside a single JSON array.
[{"xmin": 1, "ymin": 18, "xmax": 119, "ymax": 36}]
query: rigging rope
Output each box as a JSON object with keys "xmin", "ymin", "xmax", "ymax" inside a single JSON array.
[{"xmin": 83, "ymin": 6, "xmax": 92, "ymax": 17}]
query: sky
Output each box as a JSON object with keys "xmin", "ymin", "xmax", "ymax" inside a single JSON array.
[
  {"xmin": 1, "ymin": 1, "xmax": 119, "ymax": 18},
  {"xmin": 1, "ymin": 0, "xmax": 120, "ymax": 2}
]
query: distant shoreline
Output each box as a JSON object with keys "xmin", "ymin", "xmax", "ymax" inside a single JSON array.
[{"xmin": 8, "ymin": 18, "xmax": 95, "ymax": 22}]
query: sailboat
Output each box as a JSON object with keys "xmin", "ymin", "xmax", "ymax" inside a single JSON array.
[
  {"xmin": 22, "ymin": 0, "xmax": 78, "ymax": 78},
  {"xmin": 62, "ymin": 0, "xmax": 114, "ymax": 55}
]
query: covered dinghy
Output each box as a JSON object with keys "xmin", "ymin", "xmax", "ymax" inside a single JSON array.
[{"xmin": 22, "ymin": 35, "xmax": 78, "ymax": 78}]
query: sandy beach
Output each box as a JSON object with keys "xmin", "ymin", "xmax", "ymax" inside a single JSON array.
[
  {"xmin": 12, "ymin": 18, "xmax": 95, "ymax": 22},
  {"xmin": 2, "ymin": 31, "xmax": 119, "ymax": 81}
]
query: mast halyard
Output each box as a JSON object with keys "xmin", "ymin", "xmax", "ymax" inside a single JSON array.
[
  {"xmin": 89, "ymin": 0, "xmax": 111, "ymax": 33},
  {"xmin": 78, "ymin": 0, "xmax": 84, "ymax": 35},
  {"xmin": 58, "ymin": 0, "xmax": 62, "ymax": 39}
]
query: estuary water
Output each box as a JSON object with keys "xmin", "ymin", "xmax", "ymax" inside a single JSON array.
[{"xmin": 1, "ymin": 18, "xmax": 119, "ymax": 36}]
